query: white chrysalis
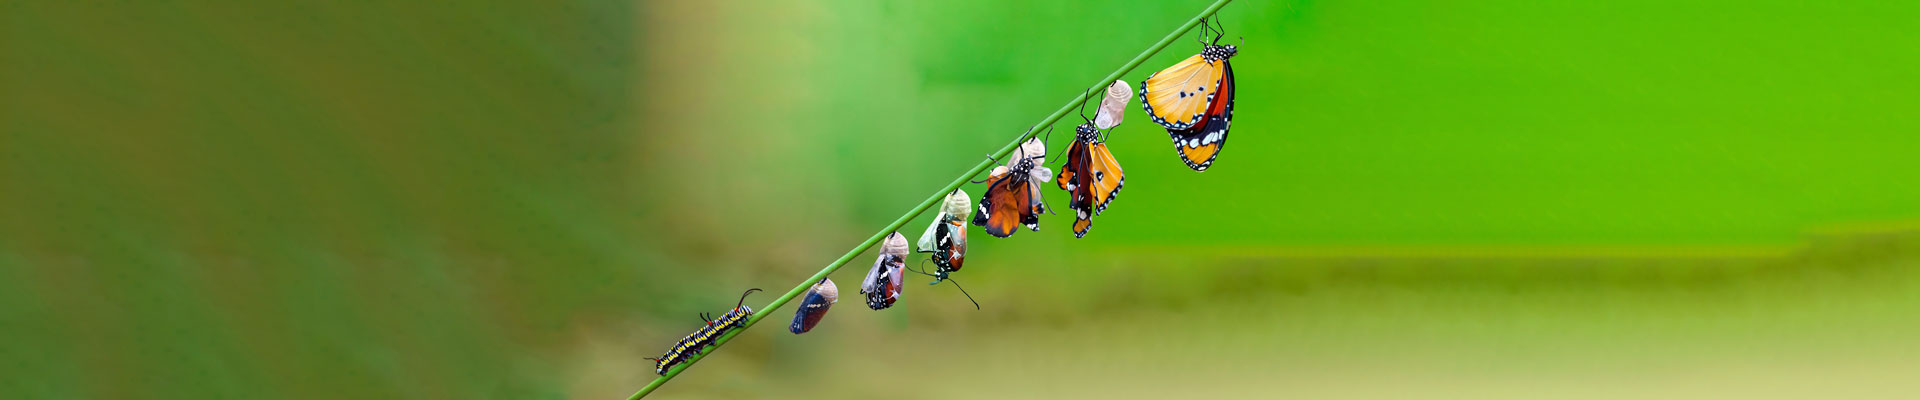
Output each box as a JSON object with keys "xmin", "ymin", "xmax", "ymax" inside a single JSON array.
[
  {"xmin": 1095, "ymin": 80, "xmax": 1131, "ymax": 130},
  {"xmin": 1019, "ymin": 137, "xmax": 1052, "ymax": 187}
]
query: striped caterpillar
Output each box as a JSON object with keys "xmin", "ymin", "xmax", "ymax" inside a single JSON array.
[{"xmin": 646, "ymin": 288, "xmax": 761, "ymax": 375}]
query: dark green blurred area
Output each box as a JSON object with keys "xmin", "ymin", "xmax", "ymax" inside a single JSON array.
[{"xmin": 3, "ymin": 0, "xmax": 1918, "ymax": 398}]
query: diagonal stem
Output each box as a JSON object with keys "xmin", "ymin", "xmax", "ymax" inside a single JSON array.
[{"xmin": 629, "ymin": 0, "xmax": 1233, "ymax": 397}]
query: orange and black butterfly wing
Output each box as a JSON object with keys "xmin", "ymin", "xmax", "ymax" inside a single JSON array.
[
  {"xmin": 973, "ymin": 171, "xmax": 1025, "ymax": 238},
  {"xmin": 1057, "ymin": 139, "xmax": 1094, "ymax": 238},
  {"xmin": 1087, "ymin": 141, "xmax": 1125, "ymax": 215},
  {"xmin": 1168, "ymin": 61, "xmax": 1234, "ymax": 171},
  {"xmin": 1016, "ymin": 174, "xmax": 1042, "ymax": 231},
  {"xmin": 1056, "ymin": 140, "xmax": 1093, "ymax": 211},
  {"xmin": 932, "ymin": 219, "xmax": 966, "ymax": 273},
  {"xmin": 948, "ymin": 222, "xmax": 966, "ymax": 269},
  {"xmin": 1070, "ymin": 213, "xmax": 1094, "ymax": 238},
  {"xmin": 1141, "ymin": 54, "xmax": 1226, "ymax": 130},
  {"xmin": 1067, "ymin": 141, "xmax": 1125, "ymax": 238},
  {"xmin": 1055, "ymin": 140, "xmax": 1083, "ymax": 193}
]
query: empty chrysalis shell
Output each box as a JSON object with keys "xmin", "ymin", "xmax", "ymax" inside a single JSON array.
[
  {"xmin": 789, "ymin": 278, "xmax": 838, "ymax": 334},
  {"xmin": 1018, "ymin": 137, "xmax": 1048, "ymax": 167},
  {"xmin": 1095, "ymin": 80, "xmax": 1131, "ymax": 130},
  {"xmin": 1018, "ymin": 137, "xmax": 1052, "ymax": 185},
  {"xmin": 917, "ymin": 189, "xmax": 972, "ymax": 252}
]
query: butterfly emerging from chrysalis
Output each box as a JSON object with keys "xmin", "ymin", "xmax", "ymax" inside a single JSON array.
[
  {"xmin": 860, "ymin": 232, "xmax": 910, "ymax": 310},
  {"xmin": 972, "ymin": 136, "xmax": 1052, "ymax": 238},
  {"xmin": 1057, "ymin": 83, "xmax": 1128, "ymax": 238},
  {"xmin": 1141, "ymin": 15, "xmax": 1239, "ymax": 171},
  {"xmin": 908, "ymin": 189, "xmax": 981, "ymax": 309},
  {"xmin": 916, "ymin": 189, "xmax": 971, "ymax": 283},
  {"xmin": 647, "ymin": 288, "xmax": 761, "ymax": 375}
]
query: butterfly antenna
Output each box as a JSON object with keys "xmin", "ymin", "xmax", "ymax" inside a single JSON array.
[
  {"xmin": 735, "ymin": 288, "xmax": 762, "ymax": 309},
  {"xmin": 943, "ymin": 277, "xmax": 982, "ymax": 310}
]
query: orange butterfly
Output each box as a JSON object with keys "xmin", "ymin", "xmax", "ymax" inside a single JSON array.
[
  {"xmin": 1056, "ymin": 91, "xmax": 1127, "ymax": 238},
  {"xmin": 1141, "ymin": 18, "xmax": 1238, "ymax": 171},
  {"xmin": 971, "ymin": 137, "xmax": 1051, "ymax": 238}
]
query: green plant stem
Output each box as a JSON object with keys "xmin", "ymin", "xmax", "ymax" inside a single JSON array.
[{"xmin": 628, "ymin": 0, "xmax": 1232, "ymax": 397}]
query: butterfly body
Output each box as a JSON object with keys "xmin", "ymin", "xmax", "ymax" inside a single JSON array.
[
  {"xmin": 1056, "ymin": 123, "xmax": 1126, "ymax": 238},
  {"xmin": 972, "ymin": 138, "xmax": 1051, "ymax": 238}
]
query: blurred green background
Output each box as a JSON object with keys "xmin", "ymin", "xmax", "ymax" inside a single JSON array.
[{"xmin": 5, "ymin": 0, "xmax": 1920, "ymax": 398}]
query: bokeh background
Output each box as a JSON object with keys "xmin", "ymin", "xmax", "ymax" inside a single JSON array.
[{"xmin": 5, "ymin": 0, "xmax": 1920, "ymax": 398}]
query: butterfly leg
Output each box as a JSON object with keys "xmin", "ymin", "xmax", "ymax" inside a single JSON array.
[{"xmin": 968, "ymin": 154, "xmax": 1005, "ymax": 184}]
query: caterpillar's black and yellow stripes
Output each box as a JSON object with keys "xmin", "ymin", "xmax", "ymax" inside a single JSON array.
[{"xmin": 646, "ymin": 289, "xmax": 762, "ymax": 375}]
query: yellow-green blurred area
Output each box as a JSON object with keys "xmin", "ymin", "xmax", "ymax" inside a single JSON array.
[{"xmin": 5, "ymin": 0, "xmax": 1920, "ymax": 398}]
